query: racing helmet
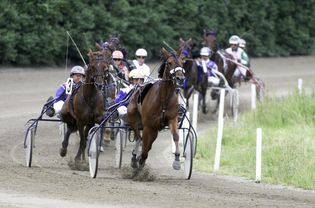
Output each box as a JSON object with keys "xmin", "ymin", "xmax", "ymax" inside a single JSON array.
[
  {"xmin": 200, "ymin": 47, "xmax": 212, "ymax": 56},
  {"xmin": 129, "ymin": 69, "xmax": 145, "ymax": 79},
  {"xmin": 70, "ymin": 66, "xmax": 85, "ymax": 76},
  {"xmin": 229, "ymin": 35, "xmax": 240, "ymax": 45},
  {"xmin": 135, "ymin": 48, "xmax": 147, "ymax": 57},
  {"xmin": 239, "ymin": 38, "xmax": 246, "ymax": 48},
  {"xmin": 112, "ymin": 50, "xmax": 124, "ymax": 59}
]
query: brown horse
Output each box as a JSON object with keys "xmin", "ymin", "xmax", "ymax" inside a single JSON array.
[
  {"xmin": 96, "ymin": 36, "xmax": 123, "ymax": 142},
  {"xmin": 127, "ymin": 48, "xmax": 185, "ymax": 170},
  {"xmin": 202, "ymin": 29, "xmax": 238, "ymax": 112},
  {"xmin": 180, "ymin": 38, "xmax": 209, "ymax": 113},
  {"xmin": 203, "ymin": 28, "xmax": 265, "ymax": 102},
  {"xmin": 59, "ymin": 49, "xmax": 108, "ymax": 164},
  {"xmin": 203, "ymin": 28, "xmax": 237, "ymax": 88}
]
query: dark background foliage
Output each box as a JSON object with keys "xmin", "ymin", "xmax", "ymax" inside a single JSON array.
[{"xmin": 0, "ymin": 0, "xmax": 314, "ymax": 65}]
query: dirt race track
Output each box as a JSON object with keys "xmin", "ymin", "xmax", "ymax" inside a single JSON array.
[{"xmin": 1, "ymin": 56, "xmax": 315, "ymax": 207}]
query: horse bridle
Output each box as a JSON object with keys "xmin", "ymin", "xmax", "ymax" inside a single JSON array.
[
  {"xmin": 164, "ymin": 54, "xmax": 185, "ymax": 87},
  {"xmin": 85, "ymin": 56, "xmax": 110, "ymax": 89}
]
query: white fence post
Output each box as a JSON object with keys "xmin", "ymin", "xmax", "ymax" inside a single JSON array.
[
  {"xmin": 192, "ymin": 93, "xmax": 199, "ymax": 133},
  {"xmin": 298, "ymin": 78, "xmax": 303, "ymax": 95},
  {"xmin": 251, "ymin": 84, "xmax": 256, "ymax": 110},
  {"xmin": 214, "ymin": 89, "xmax": 225, "ymax": 172},
  {"xmin": 256, "ymin": 128, "xmax": 262, "ymax": 183}
]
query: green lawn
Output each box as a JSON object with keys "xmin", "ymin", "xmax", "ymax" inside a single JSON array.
[{"xmin": 195, "ymin": 90, "xmax": 315, "ymax": 190}]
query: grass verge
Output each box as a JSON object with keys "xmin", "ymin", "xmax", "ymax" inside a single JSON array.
[{"xmin": 195, "ymin": 90, "xmax": 315, "ymax": 190}]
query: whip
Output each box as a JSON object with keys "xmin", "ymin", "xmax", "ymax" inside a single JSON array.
[{"xmin": 66, "ymin": 31, "xmax": 88, "ymax": 68}]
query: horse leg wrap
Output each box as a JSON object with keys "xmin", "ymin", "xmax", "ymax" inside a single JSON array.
[
  {"xmin": 131, "ymin": 153, "xmax": 138, "ymax": 169},
  {"xmin": 174, "ymin": 153, "xmax": 180, "ymax": 161},
  {"xmin": 172, "ymin": 153, "xmax": 181, "ymax": 170}
]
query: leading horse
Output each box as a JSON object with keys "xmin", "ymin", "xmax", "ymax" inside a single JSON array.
[
  {"xmin": 127, "ymin": 47, "xmax": 185, "ymax": 170},
  {"xmin": 59, "ymin": 49, "xmax": 108, "ymax": 165}
]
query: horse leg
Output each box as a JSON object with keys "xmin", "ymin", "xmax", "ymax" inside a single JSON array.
[
  {"xmin": 138, "ymin": 127, "xmax": 158, "ymax": 169},
  {"xmin": 127, "ymin": 104, "xmax": 144, "ymax": 168},
  {"xmin": 131, "ymin": 136, "xmax": 142, "ymax": 169},
  {"xmin": 201, "ymin": 88, "xmax": 208, "ymax": 114},
  {"xmin": 103, "ymin": 125, "xmax": 111, "ymax": 145},
  {"xmin": 212, "ymin": 96, "xmax": 220, "ymax": 114},
  {"xmin": 75, "ymin": 123, "xmax": 85, "ymax": 162},
  {"xmin": 60, "ymin": 125, "xmax": 71, "ymax": 157},
  {"xmin": 185, "ymin": 85, "xmax": 195, "ymax": 110},
  {"xmin": 169, "ymin": 119, "xmax": 181, "ymax": 170},
  {"xmin": 184, "ymin": 89, "xmax": 190, "ymax": 110},
  {"xmin": 81, "ymin": 124, "xmax": 93, "ymax": 161},
  {"xmin": 130, "ymin": 119, "xmax": 143, "ymax": 168}
]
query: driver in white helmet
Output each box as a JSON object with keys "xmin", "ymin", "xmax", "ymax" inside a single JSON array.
[
  {"xmin": 225, "ymin": 35, "xmax": 250, "ymax": 80},
  {"xmin": 46, "ymin": 66, "xmax": 85, "ymax": 117},
  {"xmin": 115, "ymin": 69, "xmax": 144, "ymax": 124},
  {"xmin": 198, "ymin": 47, "xmax": 220, "ymax": 86},
  {"xmin": 132, "ymin": 48, "xmax": 151, "ymax": 82}
]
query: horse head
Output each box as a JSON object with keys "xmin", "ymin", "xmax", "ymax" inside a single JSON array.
[
  {"xmin": 86, "ymin": 49, "xmax": 109, "ymax": 89},
  {"xmin": 202, "ymin": 28, "xmax": 218, "ymax": 52},
  {"xmin": 179, "ymin": 37, "xmax": 192, "ymax": 57},
  {"xmin": 160, "ymin": 47, "xmax": 185, "ymax": 86},
  {"xmin": 96, "ymin": 34, "xmax": 120, "ymax": 53},
  {"xmin": 108, "ymin": 34, "xmax": 120, "ymax": 49}
]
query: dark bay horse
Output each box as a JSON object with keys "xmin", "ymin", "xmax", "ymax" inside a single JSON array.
[
  {"xmin": 203, "ymin": 28, "xmax": 265, "ymax": 102},
  {"xmin": 127, "ymin": 48, "xmax": 185, "ymax": 170},
  {"xmin": 203, "ymin": 28, "xmax": 237, "ymax": 89},
  {"xmin": 59, "ymin": 49, "xmax": 108, "ymax": 165},
  {"xmin": 180, "ymin": 38, "xmax": 209, "ymax": 113},
  {"xmin": 96, "ymin": 36, "xmax": 123, "ymax": 141},
  {"xmin": 202, "ymin": 29, "xmax": 237, "ymax": 112}
]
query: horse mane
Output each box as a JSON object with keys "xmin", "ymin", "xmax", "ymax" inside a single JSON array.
[{"xmin": 158, "ymin": 62, "xmax": 166, "ymax": 78}]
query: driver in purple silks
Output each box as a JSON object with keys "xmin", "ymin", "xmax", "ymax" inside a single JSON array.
[
  {"xmin": 197, "ymin": 47, "xmax": 220, "ymax": 87},
  {"xmin": 46, "ymin": 66, "xmax": 85, "ymax": 117},
  {"xmin": 115, "ymin": 69, "xmax": 144, "ymax": 124}
]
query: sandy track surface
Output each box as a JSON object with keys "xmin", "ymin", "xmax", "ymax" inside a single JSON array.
[{"xmin": 1, "ymin": 56, "xmax": 315, "ymax": 207}]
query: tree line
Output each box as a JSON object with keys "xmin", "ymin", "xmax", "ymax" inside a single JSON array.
[{"xmin": 1, "ymin": 0, "xmax": 314, "ymax": 65}]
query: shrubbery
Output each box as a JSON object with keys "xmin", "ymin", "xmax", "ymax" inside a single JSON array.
[{"xmin": 1, "ymin": 0, "xmax": 314, "ymax": 65}]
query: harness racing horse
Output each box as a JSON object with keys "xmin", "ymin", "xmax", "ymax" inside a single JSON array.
[
  {"xmin": 96, "ymin": 36, "xmax": 124, "ymax": 141},
  {"xmin": 180, "ymin": 38, "xmax": 209, "ymax": 113},
  {"xmin": 127, "ymin": 47, "xmax": 185, "ymax": 170},
  {"xmin": 59, "ymin": 49, "xmax": 108, "ymax": 166},
  {"xmin": 203, "ymin": 28, "xmax": 265, "ymax": 103},
  {"xmin": 202, "ymin": 29, "xmax": 238, "ymax": 112}
]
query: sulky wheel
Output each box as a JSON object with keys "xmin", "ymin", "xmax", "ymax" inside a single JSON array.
[
  {"xmin": 25, "ymin": 125, "xmax": 35, "ymax": 167},
  {"xmin": 88, "ymin": 125, "xmax": 101, "ymax": 178},
  {"xmin": 183, "ymin": 133, "xmax": 193, "ymax": 180}
]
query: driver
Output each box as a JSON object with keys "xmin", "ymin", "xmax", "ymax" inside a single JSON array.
[
  {"xmin": 115, "ymin": 69, "xmax": 144, "ymax": 124},
  {"xmin": 225, "ymin": 35, "xmax": 250, "ymax": 80},
  {"xmin": 46, "ymin": 66, "xmax": 85, "ymax": 117}
]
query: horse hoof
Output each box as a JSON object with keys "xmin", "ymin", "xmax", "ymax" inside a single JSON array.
[
  {"xmin": 138, "ymin": 159, "xmax": 145, "ymax": 169},
  {"xmin": 172, "ymin": 160, "xmax": 181, "ymax": 170},
  {"xmin": 59, "ymin": 147, "xmax": 67, "ymax": 157},
  {"xmin": 138, "ymin": 162, "xmax": 145, "ymax": 170},
  {"xmin": 202, "ymin": 107, "xmax": 208, "ymax": 114},
  {"xmin": 131, "ymin": 160, "xmax": 138, "ymax": 169}
]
